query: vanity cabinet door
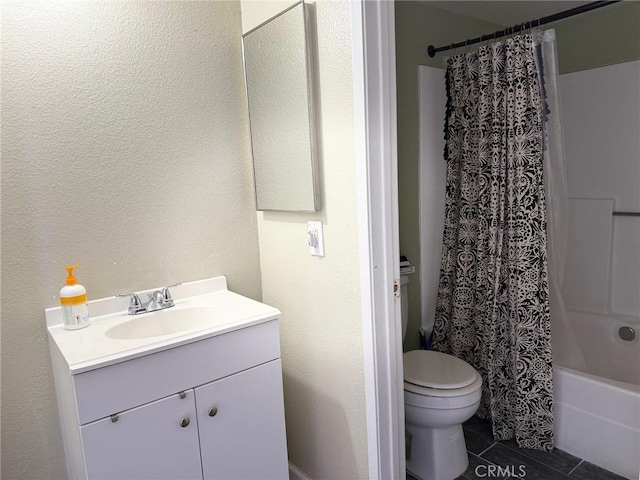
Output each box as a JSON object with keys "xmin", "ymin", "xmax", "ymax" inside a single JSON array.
[
  {"xmin": 196, "ymin": 359, "xmax": 288, "ymax": 479},
  {"xmin": 80, "ymin": 390, "xmax": 202, "ymax": 480}
]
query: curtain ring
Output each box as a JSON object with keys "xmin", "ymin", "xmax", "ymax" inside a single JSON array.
[{"xmin": 492, "ymin": 30, "xmax": 499, "ymax": 48}]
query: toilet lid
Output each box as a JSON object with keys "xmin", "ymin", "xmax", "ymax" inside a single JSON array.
[{"xmin": 404, "ymin": 350, "xmax": 478, "ymax": 389}]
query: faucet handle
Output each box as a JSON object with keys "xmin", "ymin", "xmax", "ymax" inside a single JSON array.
[
  {"xmin": 161, "ymin": 282, "xmax": 182, "ymax": 305},
  {"xmin": 148, "ymin": 290, "xmax": 164, "ymax": 302},
  {"xmin": 116, "ymin": 292, "xmax": 144, "ymax": 314}
]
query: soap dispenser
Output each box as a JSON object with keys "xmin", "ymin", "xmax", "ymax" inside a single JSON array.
[{"xmin": 60, "ymin": 265, "xmax": 90, "ymax": 330}]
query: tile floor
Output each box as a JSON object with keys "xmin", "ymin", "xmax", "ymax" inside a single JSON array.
[{"xmin": 406, "ymin": 416, "xmax": 628, "ymax": 480}]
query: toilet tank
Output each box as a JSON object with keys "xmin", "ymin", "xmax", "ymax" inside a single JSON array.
[{"xmin": 400, "ymin": 275, "xmax": 410, "ymax": 342}]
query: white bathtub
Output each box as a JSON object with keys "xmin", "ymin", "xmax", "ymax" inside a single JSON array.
[{"xmin": 554, "ymin": 311, "xmax": 640, "ymax": 479}]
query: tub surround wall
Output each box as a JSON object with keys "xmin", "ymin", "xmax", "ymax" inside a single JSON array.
[
  {"xmin": 560, "ymin": 60, "xmax": 640, "ymax": 320},
  {"xmin": 241, "ymin": 1, "xmax": 369, "ymax": 478},
  {"xmin": 417, "ymin": 65, "xmax": 446, "ymax": 338},
  {"xmin": 566, "ymin": 312, "xmax": 640, "ymax": 387},
  {"xmin": 1, "ymin": 3, "xmax": 261, "ymax": 478}
]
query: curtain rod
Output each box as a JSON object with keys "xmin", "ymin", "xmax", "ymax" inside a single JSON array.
[{"xmin": 427, "ymin": 1, "xmax": 621, "ymax": 58}]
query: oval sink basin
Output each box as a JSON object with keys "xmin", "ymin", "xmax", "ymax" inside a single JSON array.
[{"xmin": 105, "ymin": 305, "xmax": 224, "ymax": 340}]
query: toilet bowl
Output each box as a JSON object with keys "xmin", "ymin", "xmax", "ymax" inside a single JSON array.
[
  {"xmin": 401, "ymin": 275, "xmax": 482, "ymax": 480},
  {"xmin": 404, "ymin": 350, "xmax": 482, "ymax": 480}
]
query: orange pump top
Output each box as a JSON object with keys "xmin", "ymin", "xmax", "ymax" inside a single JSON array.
[{"xmin": 65, "ymin": 265, "xmax": 80, "ymax": 286}]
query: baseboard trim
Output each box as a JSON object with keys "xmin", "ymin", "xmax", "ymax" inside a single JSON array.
[{"xmin": 289, "ymin": 462, "xmax": 313, "ymax": 480}]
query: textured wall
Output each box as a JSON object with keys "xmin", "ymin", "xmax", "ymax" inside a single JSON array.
[
  {"xmin": 549, "ymin": 1, "xmax": 640, "ymax": 74},
  {"xmin": 1, "ymin": 2, "xmax": 261, "ymax": 478},
  {"xmin": 242, "ymin": 1, "xmax": 369, "ymax": 478}
]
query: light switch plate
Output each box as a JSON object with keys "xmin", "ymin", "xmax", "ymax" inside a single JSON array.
[{"xmin": 307, "ymin": 221, "xmax": 325, "ymax": 257}]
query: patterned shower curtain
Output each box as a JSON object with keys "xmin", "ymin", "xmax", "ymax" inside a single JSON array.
[{"xmin": 432, "ymin": 34, "xmax": 554, "ymax": 451}]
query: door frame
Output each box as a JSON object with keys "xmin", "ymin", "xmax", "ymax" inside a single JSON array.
[{"xmin": 352, "ymin": 1, "xmax": 404, "ymax": 478}]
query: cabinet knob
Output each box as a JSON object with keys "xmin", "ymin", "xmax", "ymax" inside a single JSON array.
[
  {"xmin": 179, "ymin": 417, "xmax": 190, "ymax": 428},
  {"xmin": 208, "ymin": 406, "xmax": 218, "ymax": 417}
]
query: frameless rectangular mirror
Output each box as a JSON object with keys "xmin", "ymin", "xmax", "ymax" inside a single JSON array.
[{"xmin": 242, "ymin": 1, "xmax": 320, "ymax": 212}]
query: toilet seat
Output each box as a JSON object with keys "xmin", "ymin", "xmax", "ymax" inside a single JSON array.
[
  {"xmin": 404, "ymin": 374, "xmax": 482, "ymax": 399},
  {"xmin": 403, "ymin": 350, "xmax": 482, "ymax": 397}
]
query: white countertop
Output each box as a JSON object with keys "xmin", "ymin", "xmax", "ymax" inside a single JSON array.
[{"xmin": 46, "ymin": 276, "xmax": 280, "ymax": 374}]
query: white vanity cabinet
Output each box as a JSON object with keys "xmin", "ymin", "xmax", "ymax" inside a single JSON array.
[
  {"xmin": 80, "ymin": 359, "xmax": 288, "ymax": 480},
  {"xmin": 81, "ymin": 390, "xmax": 203, "ymax": 480},
  {"xmin": 46, "ymin": 277, "xmax": 289, "ymax": 480},
  {"xmin": 196, "ymin": 360, "xmax": 288, "ymax": 479}
]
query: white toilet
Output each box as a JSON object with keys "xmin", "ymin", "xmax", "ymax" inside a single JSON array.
[{"xmin": 401, "ymin": 275, "xmax": 483, "ymax": 480}]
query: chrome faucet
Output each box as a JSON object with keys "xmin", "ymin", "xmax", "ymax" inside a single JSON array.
[{"xmin": 117, "ymin": 283, "xmax": 182, "ymax": 315}]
